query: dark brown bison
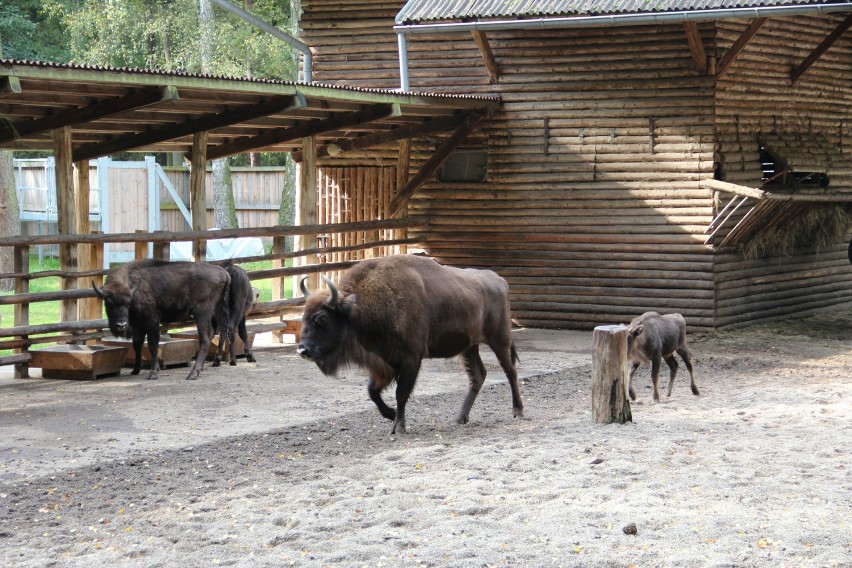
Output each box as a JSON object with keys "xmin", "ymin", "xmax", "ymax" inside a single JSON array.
[
  {"xmin": 626, "ymin": 311, "xmax": 699, "ymax": 402},
  {"xmin": 297, "ymin": 255, "xmax": 523, "ymax": 434},
  {"xmin": 94, "ymin": 259, "xmax": 230, "ymax": 381},
  {"xmin": 212, "ymin": 262, "xmax": 256, "ymax": 367}
]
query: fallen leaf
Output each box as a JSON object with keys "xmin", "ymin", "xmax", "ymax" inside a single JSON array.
[{"xmin": 757, "ymin": 537, "xmax": 769, "ymax": 549}]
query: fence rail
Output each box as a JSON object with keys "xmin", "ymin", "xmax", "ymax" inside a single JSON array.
[{"xmin": 0, "ymin": 219, "xmax": 424, "ymax": 376}]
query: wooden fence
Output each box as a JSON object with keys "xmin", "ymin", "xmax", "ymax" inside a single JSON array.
[
  {"xmin": 0, "ymin": 219, "xmax": 422, "ymax": 377},
  {"xmin": 14, "ymin": 158, "xmax": 289, "ymax": 262}
]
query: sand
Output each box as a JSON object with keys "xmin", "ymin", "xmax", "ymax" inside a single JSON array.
[{"xmin": 0, "ymin": 311, "xmax": 850, "ymax": 567}]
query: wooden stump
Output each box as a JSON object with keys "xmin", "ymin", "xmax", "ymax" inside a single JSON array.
[{"xmin": 591, "ymin": 324, "xmax": 633, "ymax": 424}]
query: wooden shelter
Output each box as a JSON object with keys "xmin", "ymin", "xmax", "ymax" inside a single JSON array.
[{"xmin": 296, "ymin": 0, "xmax": 852, "ymax": 330}]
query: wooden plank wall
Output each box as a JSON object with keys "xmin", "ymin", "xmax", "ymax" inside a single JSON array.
[
  {"xmin": 714, "ymin": 15, "xmax": 852, "ymax": 328},
  {"xmin": 301, "ymin": 1, "xmax": 718, "ymax": 330},
  {"xmin": 160, "ymin": 167, "xmax": 286, "ymax": 232},
  {"xmin": 316, "ymin": 166, "xmax": 404, "ymax": 281}
]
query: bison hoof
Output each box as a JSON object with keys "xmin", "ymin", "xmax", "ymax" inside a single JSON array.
[
  {"xmin": 246, "ymin": 354, "xmax": 256, "ymax": 363},
  {"xmin": 212, "ymin": 360, "xmax": 221, "ymax": 368},
  {"xmin": 692, "ymin": 386, "xmax": 700, "ymax": 396},
  {"xmin": 456, "ymin": 414, "xmax": 469, "ymax": 425},
  {"xmin": 131, "ymin": 369, "xmax": 141, "ymax": 376},
  {"xmin": 229, "ymin": 360, "xmax": 237, "ymax": 367},
  {"xmin": 146, "ymin": 375, "xmax": 158, "ymax": 381},
  {"xmin": 513, "ymin": 407, "xmax": 524, "ymax": 419},
  {"xmin": 390, "ymin": 420, "xmax": 406, "ymax": 435}
]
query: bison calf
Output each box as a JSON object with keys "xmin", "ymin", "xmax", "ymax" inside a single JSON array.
[
  {"xmin": 297, "ymin": 255, "xmax": 523, "ymax": 435},
  {"xmin": 626, "ymin": 311, "xmax": 699, "ymax": 402}
]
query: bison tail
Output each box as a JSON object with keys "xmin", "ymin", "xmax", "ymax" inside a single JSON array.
[
  {"xmin": 217, "ymin": 280, "xmax": 231, "ymax": 339},
  {"xmin": 511, "ymin": 342, "xmax": 520, "ymax": 365}
]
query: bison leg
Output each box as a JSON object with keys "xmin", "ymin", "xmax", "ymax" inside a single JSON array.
[
  {"xmin": 496, "ymin": 342, "xmax": 523, "ymax": 419},
  {"xmin": 650, "ymin": 355, "xmax": 662, "ymax": 402},
  {"xmin": 368, "ymin": 378, "xmax": 396, "ymax": 422},
  {"xmin": 627, "ymin": 361, "xmax": 641, "ymax": 401},
  {"xmin": 664, "ymin": 355, "xmax": 679, "ymax": 397},
  {"xmin": 457, "ymin": 345, "xmax": 487, "ymax": 425},
  {"xmin": 131, "ymin": 332, "xmax": 145, "ymax": 376},
  {"xmin": 390, "ymin": 360, "xmax": 421, "ymax": 435},
  {"xmin": 238, "ymin": 318, "xmax": 255, "ymax": 363},
  {"xmin": 188, "ymin": 319, "xmax": 213, "ymax": 381},
  {"xmin": 145, "ymin": 328, "xmax": 161, "ymax": 381},
  {"xmin": 678, "ymin": 347, "xmax": 699, "ymax": 396}
]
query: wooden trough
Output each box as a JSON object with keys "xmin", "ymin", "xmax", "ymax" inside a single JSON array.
[
  {"xmin": 171, "ymin": 331, "xmax": 255, "ymax": 361},
  {"xmin": 101, "ymin": 337, "xmax": 199, "ymax": 369},
  {"xmin": 30, "ymin": 344, "xmax": 128, "ymax": 380}
]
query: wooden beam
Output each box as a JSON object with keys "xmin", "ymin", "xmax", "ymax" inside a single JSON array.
[
  {"xmin": 291, "ymin": 112, "xmax": 470, "ymax": 162},
  {"xmin": 0, "ymin": 76, "xmax": 21, "ymax": 94},
  {"xmin": 189, "ymin": 131, "xmax": 208, "ymax": 261},
  {"xmin": 716, "ymin": 18, "xmax": 767, "ymax": 78},
  {"xmin": 53, "ymin": 126, "xmax": 78, "ymax": 323},
  {"xmin": 0, "ymin": 86, "xmax": 179, "ymax": 145},
  {"xmin": 682, "ymin": 22, "xmax": 708, "ymax": 75},
  {"xmin": 393, "ymin": 138, "xmax": 411, "ymax": 254},
  {"xmin": 471, "ymin": 30, "xmax": 500, "ymax": 83},
  {"xmin": 296, "ymin": 136, "xmax": 318, "ymax": 289},
  {"xmin": 206, "ymin": 104, "xmax": 397, "ymax": 161},
  {"xmin": 73, "ymin": 95, "xmax": 299, "ymax": 162},
  {"xmin": 388, "ymin": 111, "xmax": 487, "ymax": 218},
  {"xmin": 790, "ymin": 14, "xmax": 852, "ymax": 84}
]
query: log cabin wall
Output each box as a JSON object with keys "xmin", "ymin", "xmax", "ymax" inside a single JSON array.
[
  {"xmin": 301, "ymin": 0, "xmax": 717, "ymax": 330},
  {"xmin": 300, "ymin": 2, "xmax": 851, "ymax": 330},
  {"xmin": 714, "ymin": 15, "xmax": 852, "ymax": 328}
]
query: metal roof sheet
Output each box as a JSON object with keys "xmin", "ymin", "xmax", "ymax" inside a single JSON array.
[{"xmin": 397, "ymin": 0, "xmax": 851, "ymax": 24}]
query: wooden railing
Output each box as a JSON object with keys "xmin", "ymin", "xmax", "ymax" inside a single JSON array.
[{"xmin": 0, "ymin": 218, "xmax": 424, "ymax": 375}]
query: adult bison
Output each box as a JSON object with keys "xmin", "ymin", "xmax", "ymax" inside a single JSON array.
[
  {"xmin": 297, "ymin": 255, "xmax": 523, "ymax": 435},
  {"xmin": 626, "ymin": 311, "xmax": 699, "ymax": 402},
  {"xmin": 212, "ymin": 261, "xmax": 256, "ymax": 367},
  {"xmin": 93, "ymin": 259, "xmax": 230, "ymax": 381}
]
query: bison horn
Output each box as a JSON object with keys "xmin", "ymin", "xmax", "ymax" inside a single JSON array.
[
  {"xmin": 91, "ymin": 281, "xmax": 105, "ymax": 298},
  {"xmin": 322, "ymin": 275, "xmax": 339, "ymax": 306},
  {"xmin": 299, "ymin": 276, "xmax": 310, "ymax": 299}
]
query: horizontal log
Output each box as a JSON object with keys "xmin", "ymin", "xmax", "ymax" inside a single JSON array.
[
  {"xmin": 1, "ymin": 319, "xmax": 108, "ymax": 338},
  {"xmin": 0, "ymin": 218, "xmax": 424, "ymax": 248},
  {"xmin": 0, "ymin": 353, "xmax": 32, "ymax": 367}
]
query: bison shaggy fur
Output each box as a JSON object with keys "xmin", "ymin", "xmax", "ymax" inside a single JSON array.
[{"xmin": 297, "ymin": 255, "xmax": 523, "ymax": 435}]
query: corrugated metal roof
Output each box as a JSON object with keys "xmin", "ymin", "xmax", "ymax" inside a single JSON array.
[{"xmin": 397, "ymin": 0, "xmax": 850, "ymax": 24}]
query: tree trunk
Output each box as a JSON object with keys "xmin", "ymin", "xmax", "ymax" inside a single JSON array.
[
  {"xmin": 212, "ymin": 157, "xmax": 238, "ymax": 228},
  {"xmin": 591, "ymin": 325, "xmax": 633, "ymax": 424},
  {"xmin": 278, "ymin": 153, "xmax": 296, "ymax": 252},
  {"xmin": 199, "ymin": 0, "xmax": 238, "ymax": 230},
  {"xmin": 0, "ymin": 150, "xmax": 21, "ymax": 291}
]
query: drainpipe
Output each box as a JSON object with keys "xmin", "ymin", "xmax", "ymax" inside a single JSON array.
[
  {"xmin": 210, "ymin": 0, "xmax": 313, "ymax": 83},
  {"xmin": 397, "ymin": 32, "xmax": 410, "ymax": 92},
  {"xmin": 393, "ymin": 2, "xmax": 852, "ymax": 91}
]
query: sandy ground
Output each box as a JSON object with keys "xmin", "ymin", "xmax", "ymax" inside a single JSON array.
[{"xmin": 0, "ymin": 312, "xmax": 850, "ymax": 567}]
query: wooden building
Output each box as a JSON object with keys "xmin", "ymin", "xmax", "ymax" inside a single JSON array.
[{"xmin": 298, "ymin": 0, "xmax": 852, "ymax": 330}]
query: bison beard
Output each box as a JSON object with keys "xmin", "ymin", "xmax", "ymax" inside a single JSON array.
[
  {"xmin": 297, "ymin": 255, "xmax": 523, "ymax": 435},
  {"xmin": 94, "ymin": 259, "xmax": 230, "ymax": 381}
]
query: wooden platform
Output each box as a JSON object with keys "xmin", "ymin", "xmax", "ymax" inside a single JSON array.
[{"xmin": 101, "ymin": 337, "xmax": 198, "ymax": 369}]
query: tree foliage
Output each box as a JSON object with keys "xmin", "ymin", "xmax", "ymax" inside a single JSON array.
[{"xmin": 3, "ymin": 0, "xmax": 295, "ymax": 79}]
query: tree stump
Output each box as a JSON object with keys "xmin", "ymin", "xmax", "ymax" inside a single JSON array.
[{"xmin": 591, "ymin": 324, "xmax": 633, "ymax": 424}]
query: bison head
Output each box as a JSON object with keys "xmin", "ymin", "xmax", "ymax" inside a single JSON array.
[
  {"xmin": 296, "ymin": 276, "xmax": 353, "ymax": 376},
  {"xmin": 93, "ymin": 281, "xmax": 138, "ymax": 338}
]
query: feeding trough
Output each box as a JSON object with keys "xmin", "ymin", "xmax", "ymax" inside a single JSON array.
[
  {"xmin": 30, "ymin": 344, "xmax": 129, "ymax": 380},
  {"xmin": 171, "ymin": 331, "xmax": 255, "ymax": 361},
  {"xmin": 101, "ymin": 336, "xmax": 198, "ymax": 369}
]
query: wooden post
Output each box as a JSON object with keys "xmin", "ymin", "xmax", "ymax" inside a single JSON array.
[
  {"xmin": 591, "ymin": 324, "xmax": 632, "ymax": 424},
  {"xmin": 152, "ymin": 232, "xmax": 170, "ymax": 261},
  {"xmin": 53, "ymin": 126, "xmax": 78, "ymax": 324},
  {"xmin": 392, "ymin": 138, "xmax": 411, "ymax": 255},
  {"xmin": 190, "ymin": 131, "xmax": 209, "ymax": 261},
  {"xmin": 79, "ymin": 233, "xmax": 104, "ymax": 325},
  {"xmin": 13, "ymin": 245, "xmax": 30, "ymax": 378},
  {"xmin": 134, "ymin": 229, "xmax": 148, "ymax": 260},
  {"xmin": 296, "ymin": 136, "xmax": 318, "ymax": 289}
]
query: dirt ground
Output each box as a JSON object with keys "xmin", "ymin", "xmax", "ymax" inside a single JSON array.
[{"xmin": 0, "ymin": 311, "xmax": 850, "ymax": 567}]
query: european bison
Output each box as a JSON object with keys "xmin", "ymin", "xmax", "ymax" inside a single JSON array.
[
  {"xmin": 94, "ymin": 259, "xmax": 230, "ymax": 381},
  {"xmin": 296, "ymin": 255, "xmax": 523, "ymax": 435},
  {"xmin": 626, "ymin": 311, "xmax": 699, "ymax": 402},
  {"xmin": 212, "ymin": 262, "xmax": 256, "ymax": 367}
]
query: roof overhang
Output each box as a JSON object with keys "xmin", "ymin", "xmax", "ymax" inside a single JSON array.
[{"xmin": 0, "ymin": 59, "xmax": 500, "ymax": 162}]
